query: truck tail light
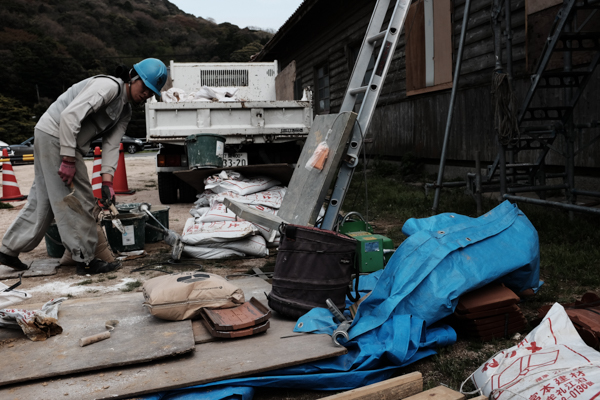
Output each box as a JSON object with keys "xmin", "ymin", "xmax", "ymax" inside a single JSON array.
[{"xmin": 157, "ymin": 154, "xmax": 184, "ymax": 167}]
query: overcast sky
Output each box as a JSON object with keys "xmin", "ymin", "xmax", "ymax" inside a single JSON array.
[{"xmin": 169, "ymin": 0, "xmax": 304, "ymax": 31}]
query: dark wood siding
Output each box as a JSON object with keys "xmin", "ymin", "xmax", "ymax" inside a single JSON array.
[{"xmin": 258, "ymin": 0, "xmax": 600, "ymax": 169}]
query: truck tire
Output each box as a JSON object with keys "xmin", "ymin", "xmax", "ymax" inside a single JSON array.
[
  {"xmin": 179, "ymin": 179, "xmax": 198, "ymax": 203},
  {"xmin": 158, "ymin": 172, "xmax": 178, "ymax": 204}
]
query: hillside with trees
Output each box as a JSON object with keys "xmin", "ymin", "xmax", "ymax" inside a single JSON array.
[{"xmin": 0, "ymin": 0, "xmax": 273, "ymax": 143}]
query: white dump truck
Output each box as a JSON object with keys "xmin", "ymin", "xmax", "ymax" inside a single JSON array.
[{"xmin": 145, "ymin": 60, "xmax": 313, "ymax": 204}]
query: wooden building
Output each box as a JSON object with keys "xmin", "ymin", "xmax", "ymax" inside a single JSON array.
[{"xmin": 255, "ymin": 0, "xmax": 600, "ymax": 176}]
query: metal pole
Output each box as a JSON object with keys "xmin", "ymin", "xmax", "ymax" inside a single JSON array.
[
  {"xmin": 431, "ymin": 0, "xmax": 472, "ymax": 214},
  {"xmin": 504, "ymin": 194, "xmax": 600, "ymax": 215},
  {"xmin": 505, "ymin": 0, "xmax": 513, "ymax": 79}
]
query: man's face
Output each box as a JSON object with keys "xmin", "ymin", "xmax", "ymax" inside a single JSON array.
[{"xmin": 130, "ymin": 79, "xmax": 154, "ymax": 104}]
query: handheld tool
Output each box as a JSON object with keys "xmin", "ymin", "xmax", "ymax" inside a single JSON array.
[
  {"xmin": 326, "ymin": 298, "xmax": 352, "ymax": 346},
  {"xmin": 136, "ymin": 203, "xmax": 184, "ymax": 261},
  {"xmin": 79, "ymin": 320, "xmax": 119, "ymax": 347},
  {"xmin": 106, "ymin": 203, "xmax": 125, "ymax": 234}
]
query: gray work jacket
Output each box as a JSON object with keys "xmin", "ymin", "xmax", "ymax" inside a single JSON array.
[{"xmin": 36, "ymin": 75, "xmax": 132, "ymax": 176}]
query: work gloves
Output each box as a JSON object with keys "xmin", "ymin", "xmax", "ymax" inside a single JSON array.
[
  {"xmin": 58, "ymin": 159, "xmax": 76, "ymax": 185},
  {"xmin": 100, "ymin": 181, "xmax": 115, "ymax": 208}
]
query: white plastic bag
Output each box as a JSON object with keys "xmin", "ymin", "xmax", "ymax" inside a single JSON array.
[
  {"xmin": 183, "ymin": 246, "xmax": 245, "ymax": 259},
  {"xmin": 465, "ymin": 303, "xmax": 600, "ymax": 400},
  {"xmin": 0, "ymin": 282, "xmax": 32, "ymax": 309}
]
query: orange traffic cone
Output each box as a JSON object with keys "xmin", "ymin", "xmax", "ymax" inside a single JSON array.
[
  {"xmin": 0, "ymin": 148, "xmax": 28, "ymax": 201},
  {"xmin": 113, "ymin": 143, "xmax": 135, "ymax": 195},
  {"xmin": 91, "ymin": 146, "xmax": 103, "ymax": 199}
]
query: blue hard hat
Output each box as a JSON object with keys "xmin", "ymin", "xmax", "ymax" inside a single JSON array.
[{"xmin": 133, "ymin": 58, "xmax": 168, "ymax": 97}]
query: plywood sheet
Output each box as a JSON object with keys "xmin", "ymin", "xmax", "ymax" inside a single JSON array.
[
  {"xmin": 433, "ymin": 0, "xmax": 452, "ymax": 85},
  {"xmin": 277, "ymin": 113, "xmax": 356, "ymax": 226},
  {"xmin": 175, "ymin": 164, "xmax": 294, "ymax": 193},
  {"xmin": 405, "ymin": 1, "xmax": 425, "ymax": 93},
  {"xmin": 1, "ymin": 285, "xmax": 346, "ymax": 399},
  {"xmin": 276, "ymin": 60, "xmax": 296, "ymax": 101},
  {"xmin": 0, "ymin": 259, "xmax": 59, "ymax": 279},
  {"xmin": 0, "ymin": 293, "xmax": 195, "ymax": 387}
]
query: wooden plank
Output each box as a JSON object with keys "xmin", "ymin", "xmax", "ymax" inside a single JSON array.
[
  {"xmin": 0, "ymin": 293, "xmax": 195, "ymax": 387},
  {"xmin": 527, "ymin": 0, "xmax": 561, "ymax": 15},
  {"xmin": 224, "ymin": 198, "xmax": 285, "ymax": 231},
  {"xmin": 2, "ymin": 288, "xmax": 347, "ymax": 399},
  {"xmin": 405, "ymin": 1, "xmax": 426, "ymax": 92},
  {"xmin": 276, "ymin": 60, "xmax": 296, "ymax": 100},
  {"xmin": 277, "ymin": 112, "xmax": 357, "ymax": 226},
  {"xmin": 319, "ymin": 372, "xmax": 423, "ymax": 399},
  {"xmin": 433, "ymin": 0, "xmax": 453, "ymax": 86},
  {"xmin": 404, "ymin": 385, "xmax": 465, "ymax": 400},
  {"xmin": 0, "ymin": 259, "xmax": 59, "ymax": 279}
]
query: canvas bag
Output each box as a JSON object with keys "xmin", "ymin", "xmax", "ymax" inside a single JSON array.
[
  {"xmin": 142, "ymin": 272, "xmax": 245, "ymax": 321},
  {"xmin": 268, "ymin": 224, "xmax": 359, "ymax": 319}
]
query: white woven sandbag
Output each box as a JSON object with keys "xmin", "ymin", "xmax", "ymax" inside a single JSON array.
[
  {"xmin": 181, "ymin": 219, "xmax": 258, "ymax": 245},
  {"xmin": 464, "ymin": 303, "xmax": 600, "ymax": 400}
]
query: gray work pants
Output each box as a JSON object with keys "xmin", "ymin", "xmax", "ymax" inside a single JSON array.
[{"xmin": 1, "ymin": 129, "xmax": 97, "ymax": 263}]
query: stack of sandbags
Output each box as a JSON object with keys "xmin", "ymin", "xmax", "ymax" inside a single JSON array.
[
  {"xmin": 183, "ymin": 171, "xmax": 285, "ymax": 259},
  {"xmin": 449, "ymin": 283, "xmax": 527, "ymax": 341}
]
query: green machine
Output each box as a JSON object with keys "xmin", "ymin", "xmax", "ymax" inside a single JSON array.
[{"xmin": 338, "ymin": 212, "xmax": 394, "ymax": 273}]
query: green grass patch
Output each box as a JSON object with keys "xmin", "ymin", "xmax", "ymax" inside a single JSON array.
[
  {"xmin": 0, "ymin": 202, "xmax": 14, "ymax": 209},
  {"xmin": 106, "ymin": 275, "xmax": 118, "ymax": 280},
  {"xmin": 121, "ymin": 280, "xmax": 142, "ymax": 292}
]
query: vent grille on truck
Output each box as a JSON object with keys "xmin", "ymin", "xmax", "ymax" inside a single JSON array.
[{"xmin": 199, "ymin": 70, "xmax": 249, "ymax": 87}]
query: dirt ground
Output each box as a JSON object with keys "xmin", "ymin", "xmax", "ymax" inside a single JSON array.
[{"xmin": 0, "ymin": 153, "xmax": 274, "ymax": 305}]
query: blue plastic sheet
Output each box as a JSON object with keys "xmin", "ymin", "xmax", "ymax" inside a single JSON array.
[{"xmin": 143, "ymin": 201, "xmax": 540, "ymax": 400}]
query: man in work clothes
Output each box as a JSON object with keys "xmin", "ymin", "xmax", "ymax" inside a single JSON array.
[{"xmin": 0, "ymin": 58, "xmax": 167, "ymax": 275}]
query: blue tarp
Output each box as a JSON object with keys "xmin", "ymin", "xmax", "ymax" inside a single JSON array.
[{"xmin": 143, "ymin": 201, "xmax": 540, "ymax": 400}]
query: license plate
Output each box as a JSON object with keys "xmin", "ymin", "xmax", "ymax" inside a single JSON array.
[{"xmin": 223, "ymin": 152, "xmax": 248, "ymax": 167}]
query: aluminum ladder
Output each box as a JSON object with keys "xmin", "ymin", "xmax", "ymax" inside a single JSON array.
[{"xmin": 321, "ymin": 0, "xmax": 411, "ymax": 230}]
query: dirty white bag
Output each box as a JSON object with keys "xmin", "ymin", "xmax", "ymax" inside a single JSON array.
[
  {"xmin": 464, "ymin": 303, "xmax": 600, "ymax": 399},
  {"xmin": 198, "ymin": 202, "xmax": 244, "ymax": 223},
  {"xmin": 183, "ymin": 246, "xmax": 246, "ymax": 259},
  {"xmin": 212, "ymin": 186, "xmax": 287, "ymax": 209},
  {"xmin": 142, "ymin": 272, "xmax": 244, "ymax": 320},
  {"xmin": 0, "ymin": 297, "xmax": 67, "ymax": 341},
  {"xmin": 205, "ymin": 235, "xmax": 268, "ymax": 257},
  {"xmin": 161, "ymin": 87, "xmax": 187, "ymax": 103},
  {"xmin": 181, "ymin": 219, "xmax": 258, "ymax": 245},
  {"xmin": 206, "ymin": 176, "xmax": 281, "ymax": 196},
  {"xmin": 0, "ymin": 282, "xmax": 32, "ymax": 309},
  {"xmin": 189, "ymin": 206, "xmax": 210, "ymax": 218},
  {"xmin": 195, "ymin": 189, "xmax": 217, "ymax": 207}
]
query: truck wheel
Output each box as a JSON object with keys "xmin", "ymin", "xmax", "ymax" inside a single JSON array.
[
  {"xmin": 158, "ymin": 172, "xmax": 178, "ymax": 204},
  {"xmin": 179, "ymin": 180, "xmax": 198, "ymax": 203}
]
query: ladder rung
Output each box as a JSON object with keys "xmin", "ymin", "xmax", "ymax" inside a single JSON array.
[
  {"xmin": 348, "ymin": 86, "xmax": 368, "ymax": 96},
  {"xmin": 367, "ymin": 30, "xmax": 387, "ymax": 44},
  {"xmin": 506, "ymin": 163, "xmax": 537, "ymax": 168}
]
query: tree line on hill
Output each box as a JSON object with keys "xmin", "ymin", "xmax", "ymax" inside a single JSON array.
[{"xmin": 0, "ymin": 0, "xmax": 273, "ymax": 144}]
